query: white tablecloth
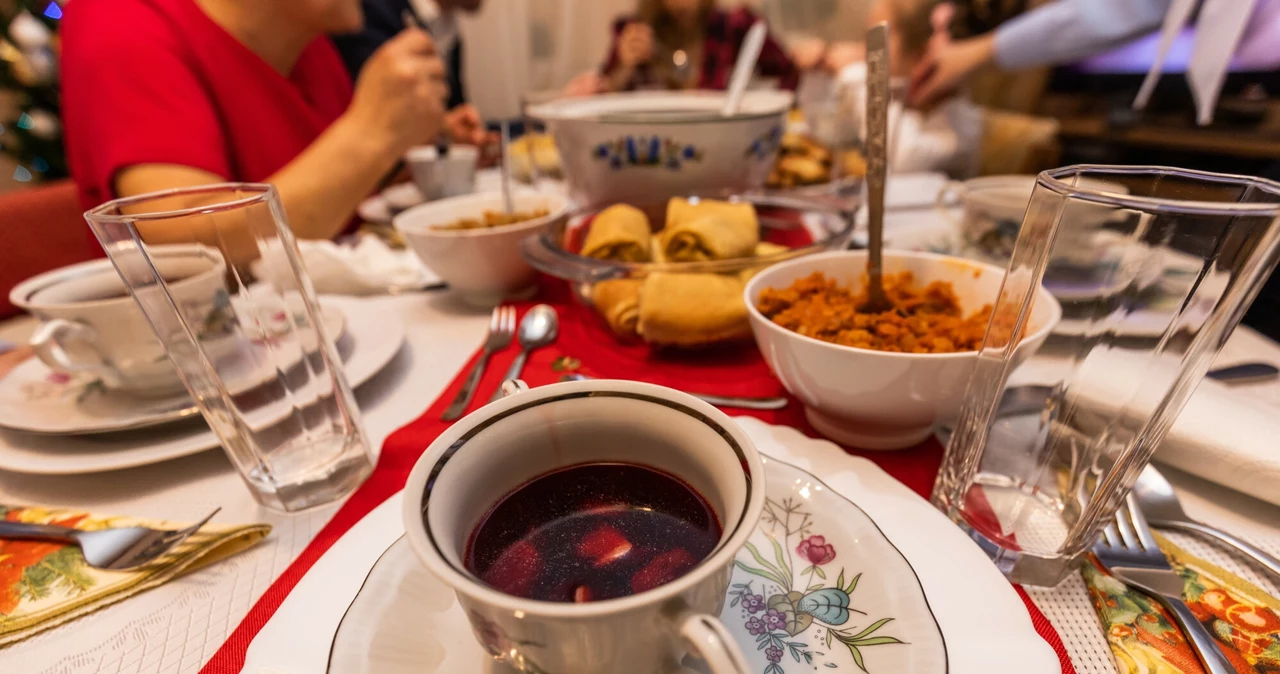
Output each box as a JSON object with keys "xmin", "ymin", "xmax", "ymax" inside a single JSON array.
[{"xmin": 2, "ymin": 198, "xmax": 1279, "ymax": 674}]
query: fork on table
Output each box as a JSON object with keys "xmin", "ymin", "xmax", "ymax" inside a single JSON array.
[
  {"xmin": 0, "ymin": 508, "xmax": 220, "ymax": 571},
  {"xmin": 441, "ymin": 306, "xmax": 516, "ymax": 421},
  {"xmin": 1092, "ymin": 494, "xmax": 1235, "ymax": 674}
]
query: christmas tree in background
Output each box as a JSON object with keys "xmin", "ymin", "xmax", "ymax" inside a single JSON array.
[{"xmin": 0, "ymin": 0, "xmax": 65, "ymax": 183}]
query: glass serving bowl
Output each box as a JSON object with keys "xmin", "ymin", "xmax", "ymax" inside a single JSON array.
[{"xmin": 521, "ymin": 192, "xmax": 855, "ymax": 348}]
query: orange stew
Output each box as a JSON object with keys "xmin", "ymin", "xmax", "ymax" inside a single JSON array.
[{"xmin": 756, "ymin": 272, "xmax": 993, "ymax": 353}]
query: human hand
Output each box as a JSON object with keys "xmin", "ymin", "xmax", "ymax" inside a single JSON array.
[
  {"xmin": 563, "ymin": 70, "xmax": 605, "ymax": 96},
  {"xmin": 790, "ymin": 37, "xmax": 827, "ymax": 71},
  {"xmin": 444, "ymin": 104, "xmax": 489, "ymax": 146},
  {"xmin": 824, "ymin": 41, "xmax": 865, "ymax": 72},
  {"xmin": 617, "ymin": 22, "xmax": 655, "ymax": 69},
  {"xmin": 908, "ymin": 33, "xmax": 995, "ymax": 107},
  {"xmin": 347, "ymin": 28, "xmax": 450, "ymax": 153}
]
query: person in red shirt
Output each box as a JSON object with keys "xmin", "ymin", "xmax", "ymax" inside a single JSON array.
[
  {"xmin": 598, "ymin": 0, "xmax": 799, "ymax": 93},
  {"xmin": 61, "ymin": 0, "xmax": 448, "ymax": 243}
]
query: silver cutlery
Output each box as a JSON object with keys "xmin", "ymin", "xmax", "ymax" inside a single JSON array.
[
  {"xmin": 0, "ymin": 508, "xmax": 220, "ymax": 571},
  {"xmin": 1094, "ymin": 495, "xmax": 1234, "ymax": 674},
  {"xmin": 561, "ymin": 374, "xmax": 788, "ymax": 411},
  {"xmin": 1134, "ymin": 464, "xmax": 1280, "ymax": 581},
  {"xmin": 442, "ymin": 306, "xmax": 515, "ymax": 421},
  {"xmin": 489, "ymin": 305, "xmax": 558, "ymax": 403},
  {"xmin": 860, "ymin": 22, "xmax": 892, "ymax": 314},
  {"xmin": 721, "ymin": 20, "xmax": 767, "ymax": 117},
  {"xmin": 499, "ymin": 121, "xmax": 514, "ymax": 215},
  {"xmin": 1204, "ymin": 361, "xmax": 1279, "ymax": 385}
]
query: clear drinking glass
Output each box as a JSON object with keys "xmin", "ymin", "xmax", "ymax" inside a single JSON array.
[
  {"xmin": 933, "ymin": 166, "xmax": 1280, "ymax": 587},
  {"xmin": 84, "ymin": 184, "xmax": 374, "ymax": 512}
]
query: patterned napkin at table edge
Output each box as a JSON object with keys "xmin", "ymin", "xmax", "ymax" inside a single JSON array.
[
  {"xmin": 0, "ymin": 504, "xmax": 270, "ymax": 647},
  {"xmin": 1083, "ymin": 533, "xmax": 1280, "ymax": 673}
]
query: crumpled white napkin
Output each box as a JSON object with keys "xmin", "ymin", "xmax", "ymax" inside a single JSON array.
[
  {"xmin": 1012, "ymin": 349, "xmax": 1280, "ymax": 507},
  {"xmin": 1150, "ymin": 375, "xmax": 1280, "ymax": 507},
  {"xmin": 1133, "ymin": 0, "xmax": 1258, "ymax": 125},
  {"xmin": 253, "ymin": 235, "xmax": 438, "ymax": 296}
]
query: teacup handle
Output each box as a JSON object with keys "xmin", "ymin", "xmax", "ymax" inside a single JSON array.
[
  {"xmin": 499, "ymin": 379, "xmax": 530, "ymax": 398},
  {"xmin": 934, "ymin": 180, "xmax": 966, "ymax": 227},
  {"xmin": 678, "ymin": 612, "xmax": 751, "ymax": 674},
  {"xmin": 30, "ymin": 319, "xmax": 119, "ymax": 383}
]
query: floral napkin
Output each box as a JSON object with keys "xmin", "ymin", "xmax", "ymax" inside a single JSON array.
[
  {"xmin": 0, "ymin": 504, "xmax": 270, "ymax": 647},
  {"xmin": 1083, "ymin": 534, "xmax": 1280, "ymax": 672}
]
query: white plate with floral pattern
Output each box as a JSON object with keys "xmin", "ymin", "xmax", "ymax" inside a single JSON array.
[
  {"xmin": 322, "ymin": 418, "xmax": 1058, "ymax": 674},
  {"xmin": 0, "ymin": 298, "xmax": 403, "ymax": 474},
  {"xmin": 0, "ymin": 300, "xmax": 348, "ymax": 435}
]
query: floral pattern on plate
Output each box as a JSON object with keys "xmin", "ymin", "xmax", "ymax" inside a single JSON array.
[{"xmin": 721, "ymin": 456, "xmax": 946, "ymax": 674}]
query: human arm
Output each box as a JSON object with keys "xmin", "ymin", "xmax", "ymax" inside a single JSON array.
[
  {"xmin": 910, "ymin": 0, "xmax": 1171, "ymax": 106},
  {"xmin": 112, "ymin": 29, "xmax": 448, "ymax": 243},
  {"xmin": 993, "ymin": 0, "xmax": 1171, "ymax": 70}
]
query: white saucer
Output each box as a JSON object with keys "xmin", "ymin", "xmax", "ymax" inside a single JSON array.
[
  {"xmin": 0, "ymin": 298, "xmax": 404, "ymax": 474},
  {"xmin": 306, "ymin": 418, "xmax": 1056, "ymax": 674},
  {"xmin": 0, "ymin": 303, "xmax": 348, "ymax": 435}
]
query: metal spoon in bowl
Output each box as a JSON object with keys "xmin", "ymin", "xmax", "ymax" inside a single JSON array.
[
  {"xmin": 721, "ymin": 20, "xmax": 768, "ymax": 117},
  {"xmin": 499, "ymin": 120, "xmax": 514, "ymax": 214},
  {"xmin": 860, "ymin": 22, "xmax": 893, "ymax": 314},
  {"xmin": 489, "ymin": 304, "xmax": 558, "ymax": 402}
]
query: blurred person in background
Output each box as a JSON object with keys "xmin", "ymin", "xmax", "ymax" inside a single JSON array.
[
  {"xmin": 61, "ymin": 0, "xmax": 448, "ymax": 243},
  {"xmin": 840, "ymin": 0, "xmax": 983, "ymax": 175},
  {"xmin": 909, "ymin": 0, "xmax": 1275, "ymax": 107},
  {"xmin": 332, "ymin": 0, "xmax": 492, "ymax": 148},
  {"xmin": 593, "ymin": 0, "xmax": 800, "ymax": 93}
]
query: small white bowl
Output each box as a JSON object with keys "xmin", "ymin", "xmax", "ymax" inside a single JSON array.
[
  {"xmin": 394, "ymin": 190, "xmax": 570, "ymax": 306},
  {"xmin": 528, "ymin": 90, "xmax": 792, "ymax": 205},
  {"xmin": 744, "ymin": 250, "xmax": 1061, "ymax": 450}
]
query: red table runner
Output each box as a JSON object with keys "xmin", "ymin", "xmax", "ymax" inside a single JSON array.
[{"xmin": 201, "ymin": 289, "xmax": 1076, "ymax": 674}]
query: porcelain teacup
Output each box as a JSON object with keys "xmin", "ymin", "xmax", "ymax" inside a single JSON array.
[
  {"xmin": 9, "ymin": 244, "xmax": 229, "ymax": 396},
  {"xmin": 401, "ymin": 379, "xmax": 767, "ymax": 674}
]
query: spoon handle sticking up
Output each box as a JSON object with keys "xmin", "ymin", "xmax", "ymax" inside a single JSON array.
[
  {"xmin": 499, "ymin": 121, "xmax": 514, "ymax": 214},
  {"xmin": 402, "ymin": 9, "xmax": 452, "ymax": 156},
  {"xmin": 721, "ymin": 20, "xmax": 768, "ymax": 117},
  {"xmin": 861, "ymin": 22, "xmax": 892, "ymax": 314}
]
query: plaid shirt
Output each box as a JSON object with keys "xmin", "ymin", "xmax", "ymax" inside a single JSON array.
[{"xmin": 602, "ymin": 8, "xmax": 799, "ymax": 92}]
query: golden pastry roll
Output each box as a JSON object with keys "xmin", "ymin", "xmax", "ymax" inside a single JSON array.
[
  {"xmin": 739, "ymin": 242, "xmax": 790, "ymax": 284},
  {"xmin": 591, "ymin": 279, "xmax": 642, "ymax": 337},
  {"xmin": 637, "ymin": 273, "xmax": 752, "ymax": 346},
  {"xmin": 661, "ymin": 198, "xmax": 759, "ymax": 261},
  {"xmin": 581, "ymin": 204, "xmax": 652, "ymax": 262},
  {"xmin": 841, "ymin": 150, "xmax": 868, "ymax": 178},
  {"xmin": 778, "ymin": 155, "xmax": 829, "ymax": 184}
]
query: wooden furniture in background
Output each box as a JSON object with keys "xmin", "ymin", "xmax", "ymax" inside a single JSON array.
[{"xmin": 978, "ymin": 108, "xmax": 1061, "ymax": 175}]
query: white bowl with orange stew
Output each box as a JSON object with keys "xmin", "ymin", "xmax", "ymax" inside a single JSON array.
[
  {"xmin": 744, "ymin": 250, "xmax": 1061, "ymax": 450},
  {"xmin": 394, "ymin": 190, "xmax": 570, "ymax": 306}
]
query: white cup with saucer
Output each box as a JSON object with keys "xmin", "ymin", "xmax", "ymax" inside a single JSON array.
[
  {"xmin": 9, "ymin": 244, "xmax": 229, "ymax": 397},
  {"xmin": 402, "ymin": 378, "xmax": 766, "ymax": 674}
]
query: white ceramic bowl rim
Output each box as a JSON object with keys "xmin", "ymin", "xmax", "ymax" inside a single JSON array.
[
  {"xmin": 528, "ymin": 89, "xmax": 794, "ymax": 124},
  {"xmin": 406, "ymin": 144, "xmax": 481, "ymax": 162},
  {"xmin": 401, "ymin": 379, "xmax": 767, "ymax": 618},
  {"xmin": 392, "ymin": 190, "xmax": 571, "ymax": 240},
  {"xmin": 743, "ymin": 249, "xmax": 1063, "ymax": 361},
  {"xmin": 9, "ymin": 244, "xmax": 225, "ymax": 309}
]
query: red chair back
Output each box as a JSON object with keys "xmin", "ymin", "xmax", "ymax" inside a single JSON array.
[{"xmin": 0, "ymin": 180, "xmax": 100, "ymax": 319}]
